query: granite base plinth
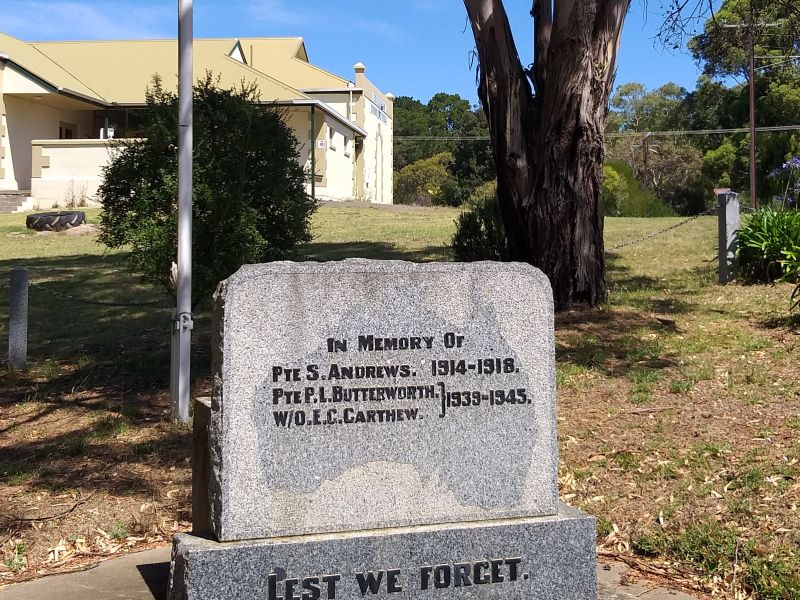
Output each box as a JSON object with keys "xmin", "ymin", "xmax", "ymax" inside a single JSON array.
[{"xmin": 168, "ymin": 504, "xmax": 596, "ymax": 600}]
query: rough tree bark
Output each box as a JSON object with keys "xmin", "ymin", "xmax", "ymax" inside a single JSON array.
[{"xmin": 464, "ymin": 0, "xmax": 629, "ymax": 310}]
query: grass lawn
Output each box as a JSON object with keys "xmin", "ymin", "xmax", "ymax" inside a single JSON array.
[{"xmin": 1, "ymin": 205, "xmax": 798, "ymax": 598}]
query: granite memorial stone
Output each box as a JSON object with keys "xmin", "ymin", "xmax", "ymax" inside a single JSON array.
[
  {"xmin": 168, "ymin": 260, "xmax": 596, "ymax": 600},
  {"xmin": 209, "ymin": 261, "xmax": 558, "ymax": 541}
]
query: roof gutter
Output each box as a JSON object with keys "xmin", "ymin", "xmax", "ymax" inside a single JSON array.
[
  {"xmin": 300, "ymin": 87, "xmax": 363, "ymax": 94},
  {"xmin": 264, "ymin": 98, "xmax": 367, "ymax": 137},
  {"xmin": 56, "ymin": 86, "xmax": 109, "ymax": 108}
]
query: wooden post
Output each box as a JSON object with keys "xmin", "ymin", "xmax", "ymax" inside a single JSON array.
[
  {"xmin": 718, "ymin": 192, "xmax": 740, "ymax": 285},
  {"xmin": 9, "ymin": 268, "xmax": 28, "ymax": 370}
]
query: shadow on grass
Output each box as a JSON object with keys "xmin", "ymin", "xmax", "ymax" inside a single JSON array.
[
  {"xmin": 757, "ymin": 312, "xmax": 800, "ymax": 332},
  {"xmin": 555, "ymin": 306, "xmax": 681, "ymax": 378},
  {"xmin": 301, "ymin": 241, "xmax": 452, "ymax": 262},
  {"xmin": 0, "ymin": 254, "xmax": 212, "ymax": 387},
  {"xmin": 606, "ymin": 253, "xmax": 711, "ymax": 316},
  {"xmin": 0, "ymin": 422, "xmax": 190, "ymax": 497},
  {"xmin": 0, "ymin": 254, "xmax": 208, "ymax": 503}
]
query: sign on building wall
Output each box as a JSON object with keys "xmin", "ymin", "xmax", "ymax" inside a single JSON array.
[{"xmin": 369, "ymin": 100, "xmax": 389, "ymax": 125}]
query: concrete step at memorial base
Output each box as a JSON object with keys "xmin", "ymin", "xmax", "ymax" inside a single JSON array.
[{"xmin": 0, "ymin": 191, "xmax": 32, "ymax": 213}]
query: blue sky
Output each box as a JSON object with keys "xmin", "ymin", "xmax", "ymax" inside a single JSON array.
[{"xmin": 2, "ymin": 1, "xmax": 709, "ymax": 104}]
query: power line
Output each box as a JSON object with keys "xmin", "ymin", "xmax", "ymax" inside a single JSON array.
[
  {"xmin": 395, "ymin": 124, "xmax": 800, "ymax": 142},
  {"xmin": 608, "ymin": 124, "xmax": 800, "ymax": 137}
]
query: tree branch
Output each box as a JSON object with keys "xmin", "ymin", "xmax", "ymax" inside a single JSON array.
[
  {"xmin": 463, "ymin": 0, "xmax": 534, "ymax": 190},
  {"xmin": 602, "ymin": 0, "xmax": 631, "ymax": 94},
  {"xmin": 531, "ymin": 0, "xmax": 553, "ymax": 94}
]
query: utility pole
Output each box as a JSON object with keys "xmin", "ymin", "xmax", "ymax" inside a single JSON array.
[
  {"xmin": 748, "ymin": 0, "xmax": 758, "ymax": 209},
  {"xmin": 173, "ymin": 0, "xmax": 193, "ymax": 424},
  {"xmin": 643, "ymin": 133, "xmax": 650, "ymax": 199},
  {"xmin": 722, "ymin": 12, "xmax": 781, "ymax": 209}
]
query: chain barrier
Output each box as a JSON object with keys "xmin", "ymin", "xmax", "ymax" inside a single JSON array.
[
  {"xmin": 4, "ymin": 204, "xmax": 760, "ymax": 295},
  {"xmin": 28, "ymin": 281, "xmax": 169, "ymax": 308},
  {"xmin": 606, "ymin": 207, "xmax": 717, "ymax": 253}
]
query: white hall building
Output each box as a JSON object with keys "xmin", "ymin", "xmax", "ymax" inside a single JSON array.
[{"xmin": 0, "ymin": 33, "xmax": 394, "ymax": 209}]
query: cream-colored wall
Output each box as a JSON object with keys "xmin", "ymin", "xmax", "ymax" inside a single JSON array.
[
  {"xmin": 359, "ymin": 98, "xmax": 393, "ymax": 204},
  {"xmin": 3, "ymin": 67, "xmax": 51, "ymax": 95},
  {"xmin": 0, "ymin": 62, "xmax": 10, "ymax": 188},
  {"xmin": 354, "ymin": 71, "xmax": 393, "ymax": 204},
  {"xmin": 316, "ymin": 117, "xmax": 355, "ymax": 202},
  {"xmin": 30, "ymin": 139, "xmax": 114, "ymax": 207},
  {"xmin": 3, "ymin": 95, "xmax": 92, "ymax": 190},
  {"xmin": 0, "ymin": 111, "xmax": 10, "ymax": 188},
  {"xmin": 308, "ymin": 93, "xmax": 352, "ymax": 121},
  {"xmin": 284, "ymin": 107, "xmax": 312, "ymax": 172},
  {"xmin": 282, "ymin": 106, "xmax": 357, "ymax": 202}
]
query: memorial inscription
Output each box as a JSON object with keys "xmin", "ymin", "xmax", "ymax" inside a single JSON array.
[
  {"xmin": 265, "ymin": 556, "xmax": 526, "ymax": 599},
  {"xmin": 268, "ymin": 331, "xmax": 531, "ymax": 428}
]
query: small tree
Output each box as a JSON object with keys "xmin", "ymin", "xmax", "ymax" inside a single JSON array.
[
  {"xmin": 601, "ymin": 165, "xmax": 628, "ymax": 216},
  {"xmin": 98, "ymin": 75, "xmax": 316, "ymax": 304}
]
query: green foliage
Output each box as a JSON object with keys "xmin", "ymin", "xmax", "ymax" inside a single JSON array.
[
  {"xmin": 602, "ymin": 165, "xmax": 628, "ymax": 216},
  {"xmin": 109, "ymin": 521, "xmax": 130, "ymax": 540},
  {"xmin": 702, "ymin": 141, "xmax": 737, "ymax": 188},
  {"xmin": 651, "ymin": 141, "xmax": 709, "ymax": 215},
  {"xmin": 607, "ymin": 82, "xmax": 687, "ymax": 133},
  {"xmin": 736, "ymin": 208, "xmax": 800, "ymax": 288},
  {"xmin": 393, "ymin": 93, "xmax": 494, "ymax": 203},
  {"xmin": 686, "ymin": 0, "xmax": 800, "ymax": 199},
  {"xmin": 604, "ymin": 160, "xmax": 676, "ymax": 217},
  {"xmin": 607, "ymin": 129, "xmax": 707, "ymax": 215},
  {"xmin": 3, "ymin": 542, "xmax": 27, "ymax": 571},
  {"xmin": 451, "ymin": 183, "xmax": 507, "ymax": 261},
  {"xmin": 393, "ymin": 152, "xmax": 457, "ymax": 206},
  {"xmin": 98, "ymin": 75, "xmax": 315, "ymax": 304},
  {"xmin": 689, "ymin": 0, "xmax": 800, "ymax": 80},
  {"xmin": 393, "ymin": 93, "xmax": 489, "ymax": 168}
]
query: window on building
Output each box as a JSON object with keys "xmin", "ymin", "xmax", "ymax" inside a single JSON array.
[{"xmin": 59, "ymin": 122, "xmax": 76, "ymax": 139}]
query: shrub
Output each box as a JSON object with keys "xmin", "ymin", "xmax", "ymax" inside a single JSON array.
[
  {"xmin": 602, "ymin": 165, "xmax": 628, "ymax": 216},
  {"xmin": 604, "ymin": 160, "xmax": 676, "ymax": 217},
  {"xmin": 702, "ymin": 141, "xmax": 736, "ymax": 189},
  {"xmin": 736, "ymin": 208, "xmax": 800, "ymax": 288},
  {"xmin": 648, "ymin": 140, "xmax": 707, "ymax": 215},
  {"xmin": 98, "ymin": 74, "xmax": 316, "ymax": 304},
  {"xmin": 767, "ymin": 156, "xmax": 800, "ymax": 208},
  {"xmin": 451, "ymin": 183, "xmax": 507, "ymax": 261},
  {"xmin": 394, "ymin": 152, "xmax": 456, "ymax": 206}
]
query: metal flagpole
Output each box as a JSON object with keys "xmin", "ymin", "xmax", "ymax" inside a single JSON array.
[{"xmin": 173, "ymin": 0, "xmax": 193, "ymax": 423}]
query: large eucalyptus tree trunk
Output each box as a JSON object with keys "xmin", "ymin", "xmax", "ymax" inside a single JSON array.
[{"xmin": 464, "ymin": 0, "xmax": 629, "ymax": 310}]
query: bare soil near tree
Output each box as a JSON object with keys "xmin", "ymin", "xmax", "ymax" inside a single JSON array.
[{"xmin": 0, "ymin": 207, "xmax": 797, "ymax": 598}]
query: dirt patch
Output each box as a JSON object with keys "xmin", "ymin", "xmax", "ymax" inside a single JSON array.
[
  {"xmin": 0, "ymin": 374, "xmax": 206, "ymax": 585},
  {"xmin": 554, "ymin": 287, "xmax": 800, "ymax": 598},
  {"xmin": 33, "ymin": 224, "xmax": 97, "ymax": 237},
  {"xmin": 63, "ymin": 224, "xmax": 98, "ymax": 237}
]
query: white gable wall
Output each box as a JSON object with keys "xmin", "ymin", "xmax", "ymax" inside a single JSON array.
[{"xmin": 361, "ymin": 96, "xmax": 392, "ymax": 204}]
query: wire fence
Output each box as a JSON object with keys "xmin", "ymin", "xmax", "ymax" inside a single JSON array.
[
  {"xmin": 4, "ymin": 202, "xmax": 750, "ymax": 309},
  {"xmin": 605, "ymin": 207, "xmax": 717, "ymax": 252},
  {"xmin": 27, "ymin": 282, "xmax": 169, "ymax": 308}
]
